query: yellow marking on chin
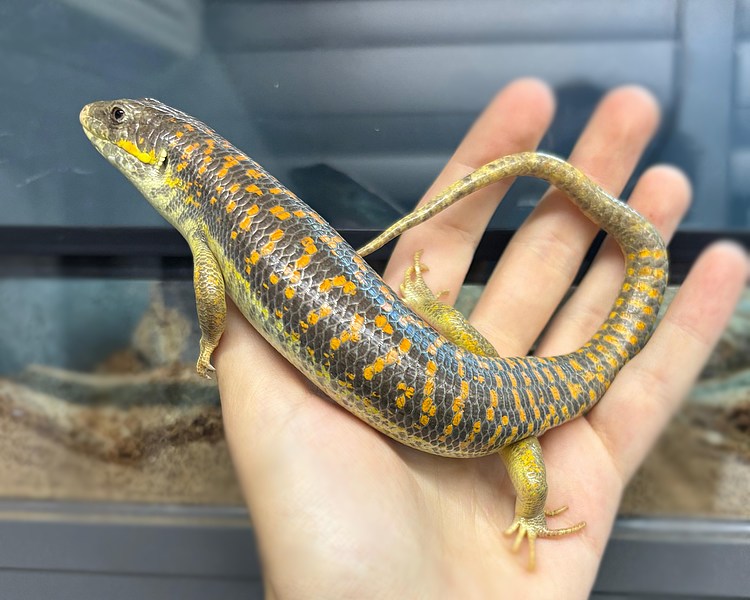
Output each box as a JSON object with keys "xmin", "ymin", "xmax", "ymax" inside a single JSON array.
[{"xmin": 117, "ymin": 140, "xmax": 159, "ymax": 165}]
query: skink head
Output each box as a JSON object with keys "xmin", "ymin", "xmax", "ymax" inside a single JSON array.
[
  {"xmin": 80, "ymin": 98, "xmax": 174, "ymax": 173},
  {"xmin": 80, "ymin": 98, "xmax": 209, "ymax": 227}
]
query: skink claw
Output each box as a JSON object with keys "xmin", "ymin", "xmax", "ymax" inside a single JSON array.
[{"xmin": 196, "ymin": 360, "xmax": 216, "ymax": 380}]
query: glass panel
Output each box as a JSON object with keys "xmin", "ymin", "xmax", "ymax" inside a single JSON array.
[
  {"xmin": 621, "ymin": 288, "xmax": 750, "ymax": 518},
  {"xmin": 0, "ymin": 278, "xmax": 241, "ymax": 505},
  {"xmin": 0, "ymin": 0, "xmax": 746, "ymax": 527},
  {"xmin": 0, "ymin": 1, "xmax": 746, "ymax": 229}
]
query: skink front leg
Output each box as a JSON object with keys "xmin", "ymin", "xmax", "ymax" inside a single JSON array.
[{"xmin": 189, "ymin": 232, "xmax": 226, "ymax": 378}]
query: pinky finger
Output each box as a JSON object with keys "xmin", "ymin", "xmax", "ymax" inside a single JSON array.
[{"xmin": 588, "ymin": 241, "xmax": 749, "ymax": 482}]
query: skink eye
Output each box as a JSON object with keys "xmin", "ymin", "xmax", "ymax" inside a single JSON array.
[{"xmin": 110, "ymin": 106, "xmax": 126, "ymax": 123}]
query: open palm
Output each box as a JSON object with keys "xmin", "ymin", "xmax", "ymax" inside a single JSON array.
[{"xmin": 213, "ymin": 79, "xmax": 749, "ymax": 599}]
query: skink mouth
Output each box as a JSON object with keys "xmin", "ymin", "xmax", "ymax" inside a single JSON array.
[
  {"xmin": 79, "ymin": 102, "xmax": 110, "ymax": 144},
  {"xmin": 79, "ymin": 102, "xmax": 119, "ymax": 160},
  {"xmin": 79, "ymin": 104, "xmax": 94, "ymax": 134}
]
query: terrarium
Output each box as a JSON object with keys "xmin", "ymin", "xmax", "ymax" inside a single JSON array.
[{"xmin": 0, "ymin": 1, "xmax": 747, "ymax": 598}]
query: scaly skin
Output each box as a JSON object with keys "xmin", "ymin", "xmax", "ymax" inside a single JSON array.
[{"xmin": 80, "ymin": 98, "xmax": 668, "ymax": 566}]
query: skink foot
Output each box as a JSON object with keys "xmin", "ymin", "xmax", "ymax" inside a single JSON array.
[
  {"xmin": 504, "ymin": 510, "xmax": 586, "ymax": 570},
  {"xmin": 196, "ymin": 358, "xmax": 216, "ymax": 379}
]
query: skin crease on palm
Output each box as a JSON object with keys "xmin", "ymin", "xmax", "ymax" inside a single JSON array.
[{"xmin": 211, "ymin": 79, "xmax": 750, "ymax": 599}]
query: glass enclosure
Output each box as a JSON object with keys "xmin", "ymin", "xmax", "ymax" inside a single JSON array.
[{"xmin": 0, "ymin": 0, "xmax": 748, "ymax": 526}]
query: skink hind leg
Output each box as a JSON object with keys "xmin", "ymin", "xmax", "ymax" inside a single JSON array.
[
  {"xmin": 400, "ymin": 250, "xmax": 497, "ymax": 356},
  {"xmin": 189, "ymin": 234, "xmax": 226, "ymax": 379},
  {"xmin": 500, "ymin": 436, "xmax": 585, "ymax": 569},
  {"xmin": 399, "ymin": 251, "xmax": 585, "ymax": 568}
]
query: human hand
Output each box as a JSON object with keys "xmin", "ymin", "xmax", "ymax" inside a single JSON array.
[{"xmin": 213, "ymin": 79, "xmax": 749, "ymax": 599}]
